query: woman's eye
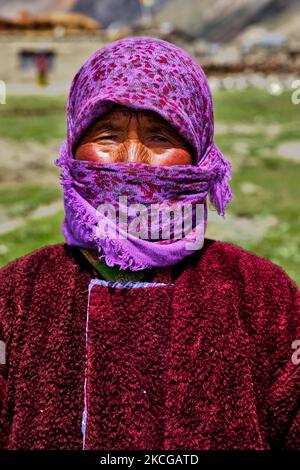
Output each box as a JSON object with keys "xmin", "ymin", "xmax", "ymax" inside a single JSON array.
[
  {"xmin": 152, "ymin": 135, "xmax": 168, "ymax": 142},
  {"xmin": 98, "ymin": 135, "xmax": 117, "ymax": 140}
]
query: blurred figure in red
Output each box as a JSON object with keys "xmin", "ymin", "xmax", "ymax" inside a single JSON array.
[{"xmin": 35, "ymin": 51, "xmax": 49, "ymax": 86}]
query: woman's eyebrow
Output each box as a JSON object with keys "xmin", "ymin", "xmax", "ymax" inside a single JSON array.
[
  {"xmin": 94, "ymin": 122, "xmax": 124, "ymax": 132},
  {"xmin": 94, "ymin": 121, "xmax": 173, "ymax": 134},
  {"xmin": 146, "ymin": 124, "xmax": 172, "ymax": 133}
]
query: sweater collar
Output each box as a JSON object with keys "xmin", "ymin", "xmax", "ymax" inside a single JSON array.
[
  {"xmin": 79, "ymin": 248, "xmax": 174, "ymax": 283},
  {"xmin": 80, "ymin": 248, "xmax": 150, "ymax": 282}
]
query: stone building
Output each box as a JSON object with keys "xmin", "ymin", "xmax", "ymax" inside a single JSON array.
[{"xmin": 0, "ymin": 12, "xmax": 107, "ymax": 91}]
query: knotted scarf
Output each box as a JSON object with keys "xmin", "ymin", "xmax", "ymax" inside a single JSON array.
[{"xmin": 55, "ymin": 36, "xmax": 233, "ymax": 271}]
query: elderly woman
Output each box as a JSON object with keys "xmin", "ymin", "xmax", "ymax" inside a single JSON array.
[{"xmin": 0, "ymin": 36, "xmax": 299, "ymax": 451}]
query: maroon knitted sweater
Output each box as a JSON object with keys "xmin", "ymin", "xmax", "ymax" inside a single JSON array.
[{"xmin": 0, "ymin": 238, "xmax": 299, "ymax": 450}]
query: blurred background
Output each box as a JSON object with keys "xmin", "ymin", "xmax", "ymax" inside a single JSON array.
[{"xmin": 0, "ymin": 0, "xmax": 299, "ymax": 284}]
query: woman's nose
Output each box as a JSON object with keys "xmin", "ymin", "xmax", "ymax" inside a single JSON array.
[
  {"xmin": 119, "ymin": 116, "xmax": 151, "ymax": 163},
  {"xmin": 125, "ymin": 139, "xmax": 150, "ymax": 164}
]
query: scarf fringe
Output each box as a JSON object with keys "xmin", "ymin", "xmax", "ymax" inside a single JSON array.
[
  {"xmin": 63, "ymin": 186, "xmax": 97, "ymax": 244},
  {"xmin": 55, "ymin": 139, "xmax": 69, "ymax": 169},
  {"xmin": 63, "ymin": 179, "xmax": 149, "ymax": 271},
  {"xmin": 96, "ymin": 236, "xmax": 150, "ymax": 271},
  {"xmin": 206, "ymin": 143, "xmax": 234, "ymax": 216}
]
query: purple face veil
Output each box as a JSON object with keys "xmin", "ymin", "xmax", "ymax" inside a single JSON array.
[{"xmin": 55, "ymin": 36, "xmax": 234, "ymax": 271}]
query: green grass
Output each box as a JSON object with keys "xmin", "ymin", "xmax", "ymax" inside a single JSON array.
[
  {"xmin": 0, "ymin": 94, "xmax": 67, "ymax": 142},
  {"xmin": 214, "ymin": 88, "xmax": 300, "ymax": 124},
  {"xmin": 0, "ymin": 90, "xmax": 299, "ymax": 285},
  {"xmin": 0, "ymin": 184, "xmax": 62, "ymax": 218},
  {"xmin": 226, "ymin": 159, "xmax": 300, "ymax": 284},
  {"xmin": 0, "ymin": 211, "xmax": 64, "ymax": 267}
]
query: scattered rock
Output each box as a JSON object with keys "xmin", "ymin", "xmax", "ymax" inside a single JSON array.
[
  {"xmin": 240, "ymin": 182, "xmax": 261, "ymax": 195},
  {"xmin": 275, "ymin": 140, "xmax": 300, "ymax": 163},
  {"xmin": 206, "ymin": 210, "xmax": 278, "ymax": 243}
]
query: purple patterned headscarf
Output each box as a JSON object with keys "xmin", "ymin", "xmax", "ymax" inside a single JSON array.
[{"xmin": 55, "ymin": 36, "xmax": 233, "ymax": 270}]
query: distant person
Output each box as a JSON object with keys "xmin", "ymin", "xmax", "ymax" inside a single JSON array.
[
  {"xmin": 0, "ymin": 36, "xmax": 299, "ymax": 450},
  {"xmin": 35, "ymin": 51, "xmax": 49, "ymax": 86}
]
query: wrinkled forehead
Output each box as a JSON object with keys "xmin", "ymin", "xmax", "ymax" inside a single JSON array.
[
  {"xmin": 82, "ymin": 103, "xmax": 179, "ymax": 131},
  {"xmin": 95, "ymin": 103, "xmax": 166, "ymax": 120}
]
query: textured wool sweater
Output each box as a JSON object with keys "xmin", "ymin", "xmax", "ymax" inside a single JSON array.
[{"xmin": 0, "ymin": 238, "xmax": 299, "ymax": 450}]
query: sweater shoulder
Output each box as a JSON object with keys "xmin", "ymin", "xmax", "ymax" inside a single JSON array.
[
  {"xmin": 0, "ymin": 244, "xmax": 72, "ymax": 333},
  {"xmin": 201, "ymin": 238, "xmax": 298, "ymax": 290},
  {"xmin": 0, "ymin": 243, "xmax": 76, "ymax": 281},
  {"xmin": 203, "ymin": 238, "xmax": 285, "ymax": 272}
]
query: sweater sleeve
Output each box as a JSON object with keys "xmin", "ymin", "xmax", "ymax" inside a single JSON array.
[
  {"xmin": 0, "ymin": 260, "xmax": 16, "ymax": 434},
  {"xmin": 264, "ymin": 264, "xmax": 300, "ymax": 449}
]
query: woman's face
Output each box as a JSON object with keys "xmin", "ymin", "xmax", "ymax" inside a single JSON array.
[{"xmin": 74, "ymin": 104, "xmax": 193, "ymax": 166}]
